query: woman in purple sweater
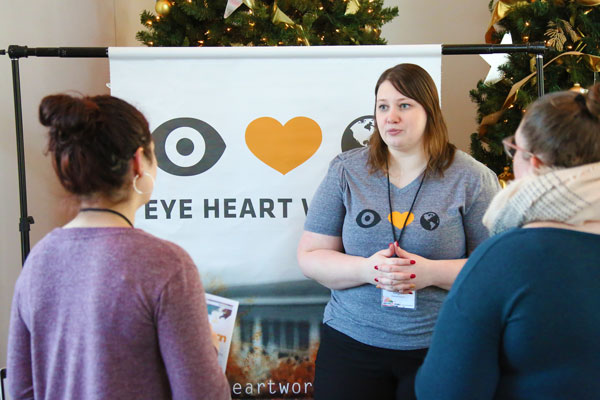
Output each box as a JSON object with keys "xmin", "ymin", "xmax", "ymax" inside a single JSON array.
[{"xmin": 7, "ymin": 94, "xmax": 231, "ymax": 400}]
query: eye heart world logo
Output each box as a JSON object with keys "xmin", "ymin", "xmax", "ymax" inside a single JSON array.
[{"xmin": 245, "ymin": 117, "xmax": 322, "ymax": 175}]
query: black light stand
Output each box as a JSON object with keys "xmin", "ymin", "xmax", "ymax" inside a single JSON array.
[
  {"xmin": 2, "ymin": 43, "xmax": 546, "ymax": 265},
  {"xmin": 4, "ymin": 46, "xmax": 108, "ymax": 265}
]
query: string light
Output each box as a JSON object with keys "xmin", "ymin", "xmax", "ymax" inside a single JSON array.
[
  {"xmin": 249, "ymin": 21, "xmax": 255, "ymax": 27},
  {"xmin": 525, "ymin": 21, "xmax": 530, "ymax": 27},
  {"xmin": 146, "ymin": 20, "xmax": 153, "ymax": 26},
  {"xmin": 226, "ymin": 27, "xmax": 232, "ymax": 32},
  {"xmin": 522, "ymin": 35, "xmax": 529, "ymax": 41},
  {"xmin": 149, "ymin": 41, "xmax": 154, "ymax": 46}
]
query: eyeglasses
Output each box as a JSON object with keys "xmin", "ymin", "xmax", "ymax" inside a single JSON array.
[{"xmin": 502, "ymin": 135, "xmax": 534, "ymax": 159}]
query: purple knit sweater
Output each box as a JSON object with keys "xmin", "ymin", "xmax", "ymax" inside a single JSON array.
[{"xmin": 7, "ymin": 227, "xmax": 231, "ymax": 400}]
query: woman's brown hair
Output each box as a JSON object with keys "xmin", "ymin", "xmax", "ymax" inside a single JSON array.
[
  {"xmin": 518, "ymin": 83, "xmax": 600, "ymax": 168},
  {"xmin": 368, "ymin": 63, "xmax": 456, "ymax": 176},
  {"xmin": 39, "ymin": 94, "xmax": 153, "ymax": 201}
]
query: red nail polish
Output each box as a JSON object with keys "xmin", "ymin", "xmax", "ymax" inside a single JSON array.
[
  {"xmin": 374, "ymin": 278, "xmax": 379, "ymax": 282},
  {"xmin": 410, "ymin": 274, "xmax": 416, "ymax": 279},
  {"xmin": 374, "ymin": 266, "xmax": 379, "ymax": 270},
  {"xmin": 394, "ymin": 241, "xmax": 399, "ymax": 247},
  {"xmin": 410, "ymin": 260, "xmax": 416, "ymax": 265},
  {"xmin": 408, "ymin": 291, "xmax": 413, "ymax": 294}
]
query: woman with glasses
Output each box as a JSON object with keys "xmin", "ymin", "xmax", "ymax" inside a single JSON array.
[
  {"xmin": 7, "ymin": 94, "xmax": 231, "ymax": 400},
  {"xmin": 416, "ymin": 84, "xmax": 600, "ymax": 399}
]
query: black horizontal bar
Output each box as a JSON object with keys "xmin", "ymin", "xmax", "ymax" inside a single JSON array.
[
  {"xmin": 3, "ymin": 44, "xmax": 547, "ymax": 59},
  {"xmin": 442, "ymin": 42, "xmax": 546, "ymax": 55},
  {"xmin": 7, "ymin": 46, "xmax": 108, "ymax": 59}
]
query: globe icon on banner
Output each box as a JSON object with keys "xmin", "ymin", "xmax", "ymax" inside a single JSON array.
[{"xmin": 341, "ymin": 115, "xmax": 375, "ymax": 152}]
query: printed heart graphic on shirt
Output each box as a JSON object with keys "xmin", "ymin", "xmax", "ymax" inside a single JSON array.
[
  {"xmin": 387, "ymin": 211, "xmax": 414, "ymax": 229},
  {"xmin": 245, "ymin": 117, "xmax": 322, "ymax": 175}
]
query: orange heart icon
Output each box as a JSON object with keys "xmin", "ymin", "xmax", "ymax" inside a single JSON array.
[
  {"xmin": 387, "ymin": 212, "xmax": 414, "ymax": 229},
  {"xmin": 245, "ymin": 117, "xmax": 322, "ymax": 175}
]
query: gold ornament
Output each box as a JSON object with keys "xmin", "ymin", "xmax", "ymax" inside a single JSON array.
[
  {"xmin": 498, "ymin": 166, "xmax": 515, "ymax": 188},
  {"xmin": 569, "ymin": 83, "xmax": 589, "ymax": 93},
  {"xmin": 345, "ymin": 0, "xmax": 360, "ymax": 15},
  {"xmin": 271, "ymin": 2, "xmax": 310, "ymax": 45},
  {"xmin": 155, "ymin": 0, "xmax": 171, "ymax": 16}
]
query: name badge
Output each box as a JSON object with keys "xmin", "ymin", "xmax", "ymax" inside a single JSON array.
[{"xmin": 381, "ymin": 289, "xmax": 416, "ymax": 309}]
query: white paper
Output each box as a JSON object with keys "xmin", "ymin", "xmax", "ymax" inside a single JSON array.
[{"xmin": 206, "ymin": 293, "xmax": 239, "ymax": 372}]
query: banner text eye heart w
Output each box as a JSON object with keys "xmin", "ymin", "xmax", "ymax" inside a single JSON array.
[
  {"xmin": 387, "ymin": 212, "xmax": 414, "ymax": 229},
  {"xmin": 245, "ymin": 117, "xmax": 322, "ymax": 175}
]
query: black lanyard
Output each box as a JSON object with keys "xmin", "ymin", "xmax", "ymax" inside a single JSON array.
[
  {"xmin": 80, "ymin": 207, "xmax": 134, "ymax": 228},
  {"xmin": 386, "ymin": 160, "xmax": 427, "ymax": 246}
]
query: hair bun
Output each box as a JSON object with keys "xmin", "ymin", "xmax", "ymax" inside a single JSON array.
[
  {"xmin": 39, "ymin": 94, "xmax": 100, "ymax": 143},
  {"xmin": 586, "ymin": 83, "xmax": 600, "ymax": 118}
]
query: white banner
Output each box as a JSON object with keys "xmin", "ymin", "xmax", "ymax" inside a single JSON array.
[
  {"xmin": 109, "ymin": 45, "xmax": 441, "ymax": 398},
  {"xmin": 109, "ymin": 45, "xmax": 441, "ymax": 287}
]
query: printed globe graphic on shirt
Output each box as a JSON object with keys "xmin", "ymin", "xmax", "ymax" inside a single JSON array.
[
  {"xmin": 420, "ymin": 212, "xmax": 440, "ymax": 231},
  {"xmin": 341, "ymin": 115, "xmax": 375, "ymax": 152}
]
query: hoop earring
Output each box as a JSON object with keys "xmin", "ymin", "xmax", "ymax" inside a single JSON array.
[{"xmin": 133, "ymin": 172, "xmax": 155, "ymax": 195}]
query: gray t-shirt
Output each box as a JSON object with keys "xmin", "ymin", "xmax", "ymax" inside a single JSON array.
[{"xmin": 304, "ymin": 147, "xmax": 501, "ymax": 350}]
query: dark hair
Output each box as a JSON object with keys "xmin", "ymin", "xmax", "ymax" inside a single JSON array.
[
  {"xmin": 519, "ymin": 83, "xmax": 600, "ymax": 168},
  {"xmin": 39, "ymin": 94, "xmax": 152, "ymax": 200},
  {"xmin": 368, "ymin": 63, "xmax": 456, "ymax": 175}
]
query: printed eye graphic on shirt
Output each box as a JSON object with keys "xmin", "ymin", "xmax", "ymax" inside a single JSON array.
[
  {"xmin": 356, "ymin": 209, "xmax": 381, "ymax": 228},
  {"xmin": 420, "ymin": 212, "xmax": 440, "ymax": 231}
]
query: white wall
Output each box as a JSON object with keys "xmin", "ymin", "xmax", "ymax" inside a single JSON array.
[
  {"xmin": 383, "ymin": 0, "xmax": 491, "ymax": 151},
  {"xmin": 0, "ymin": 0, "xmax": 490, "ymax": 369}
]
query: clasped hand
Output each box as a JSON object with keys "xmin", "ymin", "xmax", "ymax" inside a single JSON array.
[{"xmin": 367, "ymin": 243, "xmax": 431, "ymax": 294}]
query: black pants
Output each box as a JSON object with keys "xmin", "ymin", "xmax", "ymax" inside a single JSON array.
[{"xmin": 313, "ymin": 324, "xmax": 427, "ymax": 400}]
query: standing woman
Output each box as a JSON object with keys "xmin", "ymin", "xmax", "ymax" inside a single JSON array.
[
  {"xmin": 7, "ymin": 94, "xmax": 231, "ymax": 400},
  {"xmin": 297, "ymin": 64, "xmax": 500, "ymax": 400},
  {"xmin": 415, "ymin": 85, "xmax": 600, "ymax": 400}
]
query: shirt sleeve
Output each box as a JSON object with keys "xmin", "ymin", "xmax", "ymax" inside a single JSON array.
[
  {"xmin": 303, "ymin": 155, "xmax": 347, "ymax": 236},
  {"xmin": 462, "ymin": 165, "xmax": 501, "ymax": 255},
  {"xmin": 155, "ymin": 254, "xmax": 231, "ymax": 400},
  {"xmin": 415, "ymin": 235, "xmax": 511, "ymax": 400},
  {"xmin": 7, "ymin": 279, "xmax": 35, "ymax": 400}
]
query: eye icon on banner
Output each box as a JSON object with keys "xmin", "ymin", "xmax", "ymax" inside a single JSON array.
[
  {"xmin": 245, "ymin": 117, "xmax": 322, "ymax": 175},
  {"xmin": 152, "ymin": 117, "xmax": 226, "ymax": 176}
]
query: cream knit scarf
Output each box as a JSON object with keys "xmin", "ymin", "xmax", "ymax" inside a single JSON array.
[{"xmin": 483, "ymin": 161, "xmax": 600, "ymax": 236}]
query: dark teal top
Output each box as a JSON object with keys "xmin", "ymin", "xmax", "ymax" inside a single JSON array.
[{"xmin": 416, "ymin": 227, "xmax": 600, "ymax": 400}]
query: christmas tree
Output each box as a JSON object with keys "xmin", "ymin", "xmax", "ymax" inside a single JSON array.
[
  {"xmin": 137, "ymin": 0, "xmax": 398, "ymax": 47},
  {"xmin": 470, "ymin": 0, "xmax": 600, "ymax": 175}
]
